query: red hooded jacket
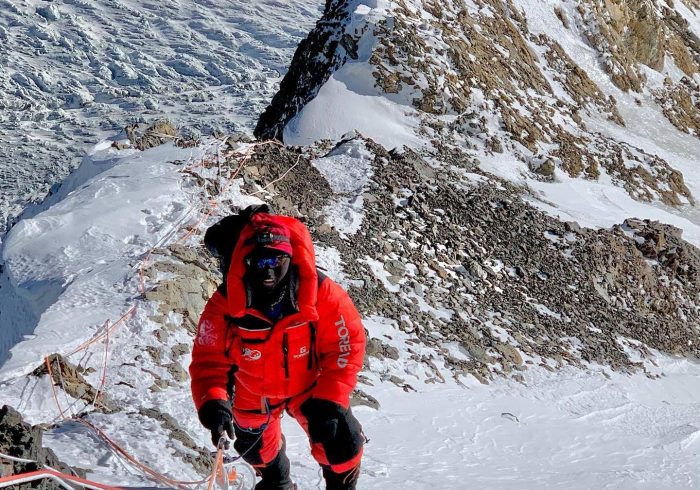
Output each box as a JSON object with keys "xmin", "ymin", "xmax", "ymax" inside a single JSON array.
[{"xmin": 190, "ymin": 214, "xmax": 365, "ymax": 412}]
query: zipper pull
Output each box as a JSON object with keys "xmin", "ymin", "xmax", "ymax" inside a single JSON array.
[
  {"xmin": 308, "ymin": 324, "xmax": 316, "ymax": 370},
  {"xmin": 282, "ymin": 332, "xmax": 289, "ymax": 378}
]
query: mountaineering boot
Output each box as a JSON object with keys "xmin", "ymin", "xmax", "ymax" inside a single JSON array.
[
  {"xmin": 253, "ymin": 445, "xmax": 295, "ymax": 490},
  {"xmin": 322, "ymin": 465, "xmax": 360, "ymax": 490}
]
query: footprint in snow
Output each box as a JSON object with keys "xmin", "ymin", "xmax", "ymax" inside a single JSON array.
[{"xmin": 501, "ymin": 412, "xmax": 520, "ymax": 423}]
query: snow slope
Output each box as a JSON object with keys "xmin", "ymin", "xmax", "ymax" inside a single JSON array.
[{"xmin": 0, "ymin": 140, "xmax": 204, "ymax": 376}]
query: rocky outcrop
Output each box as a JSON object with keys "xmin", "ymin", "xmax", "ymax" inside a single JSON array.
[
  {"xmin": 255, "ymin": 0, "xmax": 699, "ymax": 207},
  {"xmin": 254, "ymin": 1, "xmax": 363, "ymax": 141},
  {"xmin": 653, "ymin": 77, "xmax": 700, "ymax": 137},
  {"xmin": 125, "ymin": 120, "xmax": 179, "ymax": 150},
  {"xmin": 579, "ymin": 0, "xmax": 665, "ymax": 91},
  {"xmin": 580, "ymin": 0, "xmax": 700, "ymax": 91},
  {"xmin": 623, "ymin": 217, "xmax": 700, "ymax": 284},
  {"xmin": 240, "ymin": 144, "xmax": 334, "ymax": 217},
  {"xmin": 0, "ymin": 405, "xmax": 80, "ymax": 486},
  {"xmin": 348, "ymin": 140, "xmax": 700, "ymax": 378},
  {"xmin": 31, "ymin": 354, "xmax": 118, "ymax": 414},
  {"xmin": 144, "ymin": 244, "xmax": 220, "ymax": 335}
]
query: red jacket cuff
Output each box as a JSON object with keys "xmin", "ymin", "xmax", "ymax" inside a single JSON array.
[{"xmin": 194, "ymin": 387, "xmax": 229, "ymax": 411}]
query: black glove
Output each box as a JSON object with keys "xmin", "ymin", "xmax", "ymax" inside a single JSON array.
[{"xmin": 198, "ymin": 399, "xmax": 235, "ymax": 448}]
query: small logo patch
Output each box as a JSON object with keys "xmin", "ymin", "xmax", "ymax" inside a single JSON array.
[
  {"xmin": 293, "ymin": 346, "xmax": 309, "ymax": 359},
  {"xmin": 242, "ymin": 347, "xmax": 262, "ymax": 361},
  {"xmin": 196, "ymin": 319, "xmax": 217, "ymax": 346}
]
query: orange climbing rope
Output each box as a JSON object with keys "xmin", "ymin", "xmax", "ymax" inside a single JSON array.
[
  {"xmin": 45, "ymin": 356, "xmax": 67, "ymax": 420},
  {"xmin": 74, "ymin": 418, "xmax": 209, "ymax": 489},
  {"xmin": 207, "ymin": 447, "xmax": 225, "ymax": 490},
  {"xmin": 67, "ymin": 306, "xmax": 136, "ymax": 357}
]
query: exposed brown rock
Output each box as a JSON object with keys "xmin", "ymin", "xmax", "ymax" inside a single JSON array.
[
  {"xmin": 239, "ymin": 144, "xmax": 333, "ymax": 218},
  {"xmin": 554, "ymin": 6, "xmax": 570, "ymax": 28},
  {"xmin": 256, "ymin": 137, "xmax": 700, "ymax": 379},
  {"xmin": 579, "ymin": 0, "xmax": 700, "ymax": 94},
  {"xmin": 254, "ymin": 0, "xmax": 696, "ymax": 206},
  {"xmin": 542, "ymin": 38, "xmax": 625, "ymax": 126},
  {"xmin": 126, "ymin": 120, "xmax": 179, "ymax": 151},
  {"xmin": 31, "ymin": 354, "xmax": 118, "ymax": 413},
  {"xmin": 653, "ymin": 77, "xmax": 700, "ymax": 138},
  {"xmin": 667, "ymin": 33, "xmax": 699, "ymax": 77},
  {"xmin": 144, "ymin": 243, "xmax": 220, "ymax": 334}
]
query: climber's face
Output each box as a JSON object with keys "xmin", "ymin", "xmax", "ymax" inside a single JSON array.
[{"xmin": 246, "ymin": 252, "xmax": 291, "ymax": 291}]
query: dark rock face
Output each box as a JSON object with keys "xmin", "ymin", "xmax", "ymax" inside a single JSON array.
[
  {"xmin": 254, "ymin": 0, "xmax": 358, "ymax": 141},
  {"xmin": 0, "ymin": 405, "xmax": 79, "ymax": 488}
]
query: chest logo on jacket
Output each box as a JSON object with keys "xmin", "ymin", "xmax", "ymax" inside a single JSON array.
[
  {"xmin": 242, "ymin": 347, "xmax": 262, "ymax": 361},
  {"xmin": 293, "ymin": 346, "xmax": 309, "ymax": 359}
]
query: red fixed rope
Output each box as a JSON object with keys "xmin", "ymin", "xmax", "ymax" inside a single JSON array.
[{"xmin": 0, "ymin": 469, "xmax": 122, "ymax": 490}]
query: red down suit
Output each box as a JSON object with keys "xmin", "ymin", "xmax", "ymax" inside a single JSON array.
[{"xmin": 190, "ymin": 214, "xmax": 366, "ymax": 472}]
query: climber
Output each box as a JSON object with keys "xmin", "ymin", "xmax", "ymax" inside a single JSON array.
[{"xmin": 190, "ymin": 208, "xmax": 366, "ymax": 490}]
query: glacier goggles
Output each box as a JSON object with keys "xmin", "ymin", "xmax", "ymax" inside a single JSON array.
[{"xmin": 245, "ymin": 253, "xmax": 290, "ymax": 270}]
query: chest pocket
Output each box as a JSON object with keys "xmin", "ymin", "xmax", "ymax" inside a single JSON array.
[
  {"xmin": 282, "ymin": 322, "xmax": 317, "ymax": 379},
  {"xmin": 224, "ymin": 317, "xmax": 271, "ymax": 369}
]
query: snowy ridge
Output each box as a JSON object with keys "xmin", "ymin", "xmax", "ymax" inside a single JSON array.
[{"xmin": 0, "ymin": 139, "xmax": 205, "ymax": 378}]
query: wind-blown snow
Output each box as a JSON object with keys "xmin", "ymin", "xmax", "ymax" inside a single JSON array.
[
  {"xmin": 0, "ymin": 0, "xmax": 322, "ymax": 231},
  {"xmin": 0, "ymin": 141, "xmax": 203, "ymax": 379},
  {"xmin": 480, "ymin": 152, "xmax": 700, "ymax": 249},
  {"xmin": 312, "ymin": 137, "xmax": 374, "ymax": 235}
]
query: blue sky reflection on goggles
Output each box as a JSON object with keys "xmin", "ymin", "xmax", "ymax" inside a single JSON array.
[{"xmin": 246, "ymin": 255, "xmax": 290, "ymax": 270}]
